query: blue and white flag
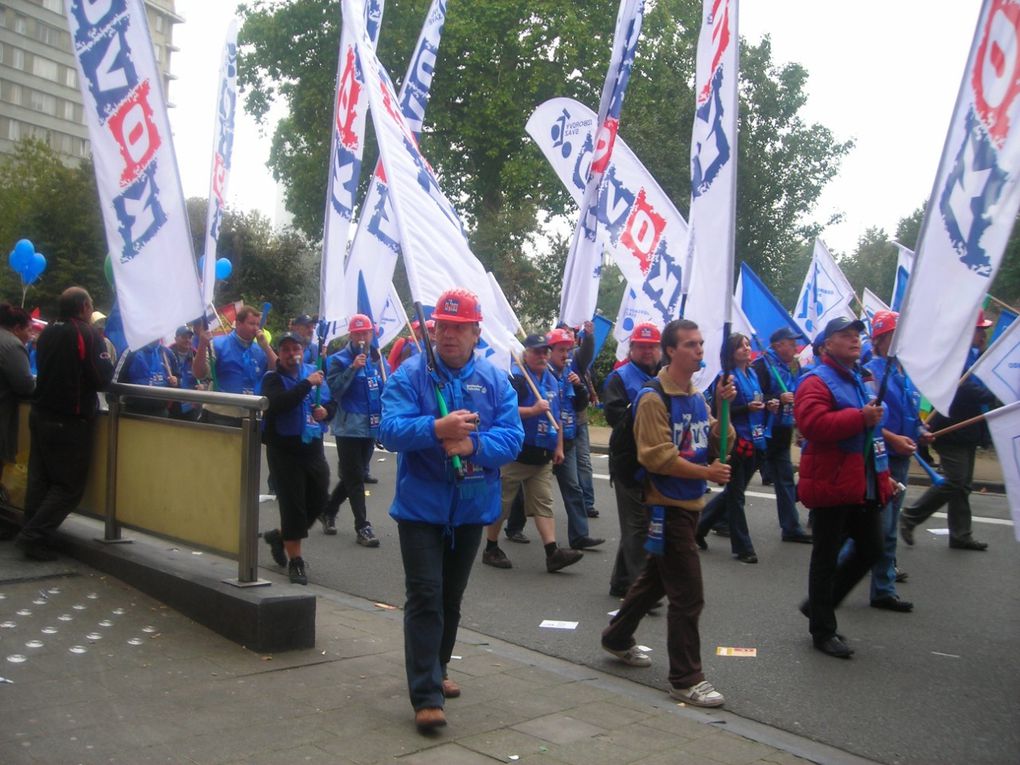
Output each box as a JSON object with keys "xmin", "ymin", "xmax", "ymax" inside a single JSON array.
[
  {"xmin": 319, "ymin": 0, "xmax": 384, "ymax": 332},
  {"xmin": 338, "ymin": 0, "xmax": 446, "ymax": 343},
  {"xmin": 891, "ymin": 242, "xmax": 914, "ymax": 312},
  {"xmin": 892, "ymin": 0, "xmax": 1020, "ymax": 414},
  {"xmin": 559, "ymin": 0, "xmax": 644, "ymax": 327},
  {"xmin": 991, "ymin": 307, "xmax": 1018, "ymax": 343},
  {"xmin": 528, "ymin": 97, "xmax": 686, "ymax": 334},
  {"xmin": 983, "ymin": 400, "xmax": 1020, "ymax": 538},
  {"xmin": 969, "ymin": 314, "xmax": 1020, "ymax": 404},
  {"xmin": 682, "ymin": 0, "xmax": 740, "ymax": 390},
  {"xmin": 861, "ymin": 288, "xmax": 890, "ymax": 333},
  {"xmin": 343, "ymin": 0, "xmax": 521, "ymax": 369},
  {"xmin": 200, "ymin": 20, "xmax": 238, "ymax": 309},
  {"xmin": 734, "ymin": 262, "xmax": 807, "ymax": 346},
  {"xmin": 66, "ymin": 0, "xmax": 203, "ymax": 349},
  {"xmin": 793, "ymin": 239, "xmax": 856, "ymax": 341}
]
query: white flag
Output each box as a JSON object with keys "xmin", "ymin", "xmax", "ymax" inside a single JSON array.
[
  {"xmin": 200, "ymin": 20, "xmax": 238, "ymax": 309},
  {"xmin": 682, "ymin": 0, "xmax": 740, "ymax": 391},
  {"xmin": 338, "ymin": 0, "xmax": 447, "ymax": 342},
  {"xmin": 969, "ymin": 316, "xmax": 1020, "ymax": 404},
  {"xmin": 319, "ymin": 0, "xmax": 384, "ymax": 331},
  {"xmin": 559, "ymin": 0, "xmax": 645, "ymax": 327},
  {"xmin": 984, "ymin": 401, "xmax": 1020, "ymax": 539},
  {"xmin": 343, "ymin": 0, "xmax": 521, "ymax": 369},
  {"xmin": 527, "ymin": 97, "xmax": 687, "ymax": 332},
  {"xmin": 66, "ymin": 0, "xmax": 203, "ymax": 349},
  {"xmin": 613, "ymin": 286, "xmax": 659, "ymax": 361},
  {"xmin": 861, "ymin": 288, "xmax": 890, "ymax": 332},
  {"xmin": 793, "ymin": 239, "xmax": 857, "ymax": 341},
  {"xmin": 893, "ymin": 1, "xmax": 1020, "ymax": 414},
  {"xmin": 891, "ymin": 242, "xmax": 914, "ymax": 311}
]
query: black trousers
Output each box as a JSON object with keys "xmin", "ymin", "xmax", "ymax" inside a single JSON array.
[
  {"xmin": 19, "ymin": 408, "xmax": 94, "ymax": 545},
  {"xmin": 266, "ymin": 444, "xmax": 329, "ymax": 542},
  {"xmin": 806, "ymin": 504, "xmax": 882, "ymax": 641},
  {"xmin": 326, "ymin": 436, "xmax": 373, "ymax": 530}
]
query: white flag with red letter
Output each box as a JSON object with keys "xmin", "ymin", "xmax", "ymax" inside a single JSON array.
[
  {"xmin": 342, "ymin": 0, "xmax": 521, "ymax": 369},
  {"xmin": 681, "ymin": 0, "xmax": 740, "ymax": 389},
  {"xmin": 66, "ymin": 0, "xmax": 203, "ymax": 349},
  {"xmin": 893, "ymin": 0, "xmax": 1020, "ymax": 414},
  {"xmin": 558, "ymin": 0, "xmax": 644, "ymax": 327}
]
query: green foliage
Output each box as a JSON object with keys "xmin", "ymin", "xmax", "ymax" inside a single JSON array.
[
  {"xmin": 238, "ymin": 1, "xmax": 851, "ymax": 325},
  {"xmin": 0, "ymin": 140, "xmax": 109, "ymax": 314},
  {"xmin": 840, "ymin": 227, "xmax": 897, "ymax": 304}
]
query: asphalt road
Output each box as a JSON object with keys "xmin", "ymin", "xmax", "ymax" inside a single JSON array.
[{"xmin": 258, "ymin": 446, "xmax": 1019, "ymax": 765}]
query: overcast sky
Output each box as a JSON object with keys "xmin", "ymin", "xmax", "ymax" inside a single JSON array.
[{"xmin": 167, "ymin": 0, "xmax": 979, "ymax": 256}]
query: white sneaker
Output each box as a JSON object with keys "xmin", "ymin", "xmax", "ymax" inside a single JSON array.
[
  {"xmin": 669, "ymin": 680, "xmax": 725, "ymax": 707},
  {"xmin": 602, "ymin": 644, "xmax": 652, "ymax": 667}
]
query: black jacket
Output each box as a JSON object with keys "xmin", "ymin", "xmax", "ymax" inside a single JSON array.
[{"xmin": 33, "ymin": 318, "xmax": 114, "ymax": 419}]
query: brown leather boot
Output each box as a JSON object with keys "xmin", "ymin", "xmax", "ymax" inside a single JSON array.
[
  {"xmin": 441, "ymin": 677, "xmax": 461, "ymax": 698},
  {"xmin": 414, "ymin": 707, "xmax": 447, "ymax": 732}
]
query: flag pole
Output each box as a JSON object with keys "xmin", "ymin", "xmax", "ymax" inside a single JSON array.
[
  {"xmin": 512, "ymin": 351, "xmax": 561, "ymax": 431},
  {"xmin": 928, "ymin": 410, "xmax": 992, "ymax": 439}
]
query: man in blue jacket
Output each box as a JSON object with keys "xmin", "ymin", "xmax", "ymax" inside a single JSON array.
[
  {"xmin": 322, "ymin": 314, "xmax": 389, "ymax": 546},
  {"xmin": 379, "ymin": 288, "xmax": 523, "ymax": 733}
]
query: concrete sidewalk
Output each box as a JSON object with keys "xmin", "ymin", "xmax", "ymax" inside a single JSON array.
[
  {"xmin": 587, "ymin": 425, "xmax": 1006, "ymax": 492},
  {"xmin": 0, "ymin": 536, "xmax": 877, "ymax": 765}
]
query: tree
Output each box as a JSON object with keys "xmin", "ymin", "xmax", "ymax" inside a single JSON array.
[
  {"xmin": 238, "ymin": 1, "xmax": 851, "ymax": 325},
  {"xmin": 0, "ymin": 140, "xmax": 109, "ymax": 314},
  {"xmin": 839, "ymin": 227, "xmax": 896, "ymax": 303}
]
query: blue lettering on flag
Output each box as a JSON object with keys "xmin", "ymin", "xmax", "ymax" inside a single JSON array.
[
  {"xmin": 402, "ymin": 136, "xmax": 464, "ymax": 233},
  {"xmin": 367, "ymin": 184, "xmax": 401, "ymax": 253},
  {"xmin": 552, "ymin": 108, "xmax": 572, "ymax": 159},
  {"xmin": 572, "ymin": 133, "xmax": 594, "ymax": 192},
  {"xmin": 641, "ymin": 238, "xmax": 682, "ymax": 320},
  {"xmin": 113, "ymin": 163, "xmax": 167, "ymax": 261},
  {"xmin": 77, "ymin": 13, "xmax": 138, "ymax": 120},
  {"xmin": 598, "ymin": 167, "xmax": 634, "ymax": 241},
  {"xmin": 332, "ymin": 144, "xmax": 360, "ymax": 218},
  {"xmin": 70, "ymin": 0, "xmax": 128, "ymax": 48},
  {"xmin": 690, "ymin": 68, "xmax": 730, "ymax": 198},
  {"xmin": 607, "ymin": 18, "xmax": 640, "ymax": 120},
  {"xmin": 938, "ymin": 109, "xmax": 1006, "ymax": 278}
]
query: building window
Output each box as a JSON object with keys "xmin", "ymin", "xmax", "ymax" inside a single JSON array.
[
  {"xmin": 4, "ymin": 45, "xmax": 27, "ymax": 71},
  {"xmin": 155, "ymin": 15, "xmax": 165, "ymax": 33},
  {"xmin": 34, "ymin": 21, "xmax": 67, "ymax": 49},
  {"xmin": 13, "ymin": 14, "xmax": 27, "ymax": 34},
  {"xmin": 41, "ymin": 0, "xmax": 63, "ymax": 13},
  {"xmin": 32, "ymin": 55, "xmax": 59, "ymax": 82},
  {"xmin": 29, "ymin": 89, "xmax": 57, "ymax": 115},
  {"xmin": 2, "ymin": 81, "xmax": 24, "ymax": 105},
  {"xmin": 3, "ymin": 117, "xmax": 22, "ymax": 141},
  {"xmin": 64, "ymin": 66, "xmax": 78, "ymax": 89}
]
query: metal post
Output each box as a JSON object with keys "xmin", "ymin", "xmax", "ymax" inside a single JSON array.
[
  {"xmin": 97, "ymin": 394, "xmax": 130, "ymax": 544},
  {"xmin": 225, "ymin": 406, "xmax": 269, "ymax": 587}
]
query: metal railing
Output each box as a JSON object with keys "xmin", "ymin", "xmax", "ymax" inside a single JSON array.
[{"xmin": 104, "ymin": 383, "xmax": 269, "ymax": 586}]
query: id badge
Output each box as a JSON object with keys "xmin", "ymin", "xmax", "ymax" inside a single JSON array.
[
  {"xmin": 369, "ymin": 413, "xmax": 381, "ymax": 429},
  {"xmin": 872, "ymin": 436, "xmax": 889, "ymax": 474},
  {"xmin": 751, "ymin": 423, "xmax": 767, "ymax": 450},
  {"xmin": 780, "ymin": 402, "xmax": 794, "ymax": 428}
]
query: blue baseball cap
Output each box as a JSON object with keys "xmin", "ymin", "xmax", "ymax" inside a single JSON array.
[{"xmin": 816, "ymin": 316, "xmax": 866, "ymax": 346}]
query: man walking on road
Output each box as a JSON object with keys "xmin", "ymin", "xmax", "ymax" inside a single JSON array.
[
  {"xmin": 601, "ymin": 319, "xmax": 734, "ymax": 708},
  {"xmin": 379, "ymin": 288, "xmax": 523, "ymax": 733}
]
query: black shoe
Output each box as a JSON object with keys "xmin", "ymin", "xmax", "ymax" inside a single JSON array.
[
  {"xmin": 262, "ymin": 529, "xmax": 287, "ymax": 567},
  {"xmin": 814, "ymin": 635, "xmax": 854, "ymax": 658},
  {"xmin": 609, "ymin": 588, "xmax": 628, "ymax": 598},
  {"xmin": 586, "ymin": 509, "xmax": 600, "ymax": 518},
  {"xmin": 363, "ymin": 475, "xmax": 379, "ymax": 485},
  {"xmin": 761, "ymin": 478, "xmax": 774, "ymax": 486},
  {"xmin": 505, "ymin": 530, "xmax": 530, "ymax": 544},
  {"xmin": 782, "ymin": 532, "xmax": 813, "ymax": 544},
  {"xmin": 570, "ymin": 536, "xmax": 605, "ymax": 550},
  {"xmin": 356, "ymin": 526, "xmax": 380, "ymax": 548},
  {"xmin": 695, "ymin": 532, "xmax": 708, "ymax": 551},
  {"xmin": 546, "ymin": 547, "xmax": 583, "ymax": 573},
  {"xmin": 895, "ymin": 567, "xmax": 909, "ymax": 583},
  {"xmin": 735, "ymin": 552, "xmax": 758, "ymax": 564},
  {"xmin": 798, "ymin": 599, "xmax": 809, "ymax": 618},
  {"xmin": 899, "ymin": 521, "xmax": 915, "ymax": 546},
  {"xmin": 871, "ymin": 596, "xmax": 913, "ymax": 612},
  {"xmin": 15, "ymin": 539, "xmax": 58, "ymax": 561},
  {"xmin": 320, "ymin": 514, "xmax": 337, "ymax": 536},
  {"xmin": 949, "ymin": 538, "xmax": 988, "ymax": 551},
  {"xmin": 288, "ymin": 556, "xmax": 308, "ymax": 585}
]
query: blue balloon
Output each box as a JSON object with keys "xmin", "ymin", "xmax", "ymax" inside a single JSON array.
[
  {"xmin": 215, "ymin": 257, "xmax": 233, "ymax": 281},
  {"xmin": 7, "ymin": 251, "xmax": 17, "ymax": 270},
  {"xmin": 32, "ymin": 252, "xmax": 46, "ymax": 276},
  {"xmin": 14, "ymin": 239, "xmax": 34, "ymax": 259},
  {"xmin": 10, "ymin": 239, "xmax": 34, "ymax": 272}
]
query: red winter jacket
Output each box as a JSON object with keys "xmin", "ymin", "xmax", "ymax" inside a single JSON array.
[{"xmin": 794, "ymin": 358, "xmax": 894, "ymax": 510}]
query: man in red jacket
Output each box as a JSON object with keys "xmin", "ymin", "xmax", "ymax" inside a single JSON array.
[{"xmin": 795, "ymin": 316, "xmax": 893, "ymax": 659}]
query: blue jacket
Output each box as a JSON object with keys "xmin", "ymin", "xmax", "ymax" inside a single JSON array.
[
  {"xmin": 379, "ymin": 353, "xmax": 524, "ymax": 527},
  {"xmin": 261, "ymin": 362, "xmax": 336, "ymax": 452},
  {"xmin": 213, "ymin": 332, "xmax": 268, "ymax": 395},
  {"xmin": 864, "ymin": 356, "xmax": 921, "ymax": 439},
  {"xmin": 326, "ymin": 342, "xmax": 390, "ymax": 439}
]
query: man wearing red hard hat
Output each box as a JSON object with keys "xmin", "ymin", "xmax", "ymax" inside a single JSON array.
[{"xmin": 321, "ymin": 313, "xmax": 389, "ymax": 546}]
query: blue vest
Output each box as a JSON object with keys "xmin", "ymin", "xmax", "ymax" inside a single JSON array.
[
  {"xmin": 802, "ymin": 362, "xmax": 888, "ymax": 466},
  {"xmin": 646, "ymin": 388, "xmax": 711, "ymax": 501},
  {"xmin": 727, "ymin": 367, "xmax": 768, "ymax": 448},
  {"xmin": 331, "ymin": 343, "xmax": 384, "ymax": 427},
  {"xmin": 213, "ymin": 332, "xmax": 267, "ymax": 395},
  {"xmin": 266, "ymin": 363, "xmax": 330, "ymax": 442},
  {"xmin": 552, "ymin": 365, "xmax": 576, "ymax": 441},
  {"xmin": 123, "ymin": 344, "xmax": 172, "ymax": 388},
  {"xmin": 865, "ymin": 356, "xmax": 921, "ymax": 439},
  {"xmin": 615, "ymin": 360, "xmax": 654, "ymax": 406},
  {"xmin": 760, "ymin": 348, "xmax": 795, "ymax": 427},
  {"xmin": 174, "ymin": 349, "xmax": 197, "ymax": 413},
  {"xmin": 513, "ymin": 362, "xmax": 560, "ymax": 451}
]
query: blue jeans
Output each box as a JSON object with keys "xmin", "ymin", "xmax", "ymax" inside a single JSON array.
[
  {"xmin": 763, "ymin": 434, "xmax": 808, "ymax": 537},
  {"xmin": 838, "ymin": 454, "xmax": 909, "ymax": 600},
  {"xmin": 554, "ymin": 441, "xmax": 589, "ymax": 546},
  {"xmin": 574, "ymin": 422, "xmax": 596, "ymax": 514},
  {"xmin": 397, "ymin": 521, "xmax": 483, "ymax": 711},
  {"xmin": 696, "ymin": 450, "xmax": 757, "ymax": 556}
]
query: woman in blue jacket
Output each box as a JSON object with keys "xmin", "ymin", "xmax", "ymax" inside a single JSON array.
[{"xmin": 379, "ymin": 289, "xmax": 523, "ymax": 733}]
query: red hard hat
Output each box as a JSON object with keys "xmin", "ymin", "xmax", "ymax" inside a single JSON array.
[
  {"xmin": 348, "ymin": 314, "xmax": 374, "ymax": 333},
  {"xmin": 546, "ymin": 328, "xmax": 574, "ymax": 346},
  {"xmin": 976, "ymin": 308, "xmax": 993, "ymax": 328},
  {"xmin": 432, "ymin": 289, "xmax": 482, "ymax": 323},
  {"xmin": 629, "ymin": 322, "xmax": 661, "ymax": 345},
  {"xmin": 871, "ymin": 310, "xmax": 898, "ymax": 338}
]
